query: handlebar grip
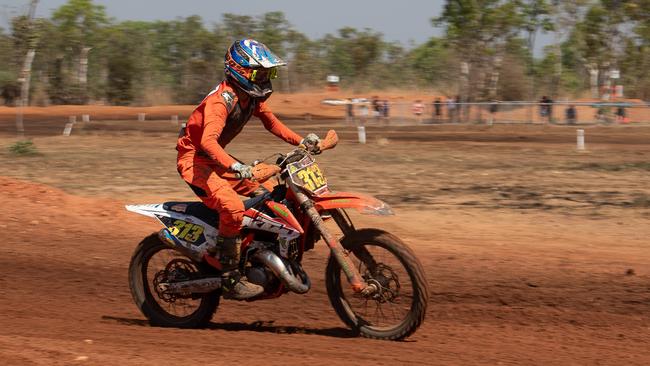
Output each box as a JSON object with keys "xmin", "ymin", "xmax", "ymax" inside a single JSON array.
[
  {"xmin": 319, "ymin": 129, "xmax": 339, "ymax": 151},
  {"xmin": 252, "ymin": 163, "xmax": 281, "ymax": 182}
]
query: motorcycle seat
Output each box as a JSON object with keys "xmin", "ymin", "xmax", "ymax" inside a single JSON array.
[
  {"xmin": 163, "ymin": 194, "xmax": 271, "ymax": 224},
  {"xmin": 163, "ymin": 201, "xmax": 219, "ymax": 224}
]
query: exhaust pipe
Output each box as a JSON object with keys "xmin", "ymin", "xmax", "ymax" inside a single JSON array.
[
  {"xmin": 158, "ymin": 228, "xmax": 204, "ymax": 262},
  {"xmin": 163, "ymin": 250, "xmax": 310, "ymax": 296},
  {"xmin": 253, "ymin": 249, "xmax": 311, "ymax": 294},
  {"xmin": 164, "ymin": 277, "xmax": 221, "ymax": 295}
]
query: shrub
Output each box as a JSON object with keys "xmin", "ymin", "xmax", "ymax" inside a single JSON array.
[{"xmin": 9, "ymin": 140, "xmax": 39, "ymax": 156}]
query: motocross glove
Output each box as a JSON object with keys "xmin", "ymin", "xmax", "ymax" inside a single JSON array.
[
  {"xmin": 230, "ymin": 162, "xmax": 253, "ymax": 179},
  {"xmin": 300, "ymin": 133, "xmax": 321, "ymax": 154}
]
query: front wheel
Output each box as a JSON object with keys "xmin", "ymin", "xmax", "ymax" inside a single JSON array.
[
  {"xmin": 128, "ymin": 233, "xmax": 220, "ymax": 328},
  {"xmin": 326, "ymin": 229, "xmax": 429, "ymax": 340}
]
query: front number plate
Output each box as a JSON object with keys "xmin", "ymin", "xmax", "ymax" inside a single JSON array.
[{"xmin": 288, "ymin": 159, "xmax": 328, "ymax": 194}]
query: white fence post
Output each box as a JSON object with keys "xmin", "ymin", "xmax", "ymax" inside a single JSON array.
[
  {"xmin": 577, "ymin": 129, "xmax": 585, "ymax": 151},
  {"xmin": 138, "ymin": 113, "xmax": 146, "ymax": 122},
  {"xmin": 82, "ymin": 114, "xmax": 90, "ymax": 123},
  {"xmin": 63, "ymin": 123, "xmax": 74, "ymax": 136},
  {"xmin": 357, "ymin": 126, "xmax": 367, "ymax": 144},
  {"xmin": 171, "ymin": 115, "xmax": 179, "ymax": 125}
]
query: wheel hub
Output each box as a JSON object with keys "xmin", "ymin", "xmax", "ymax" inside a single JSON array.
[
  {"xmin": 361, "ymin": 263, "xmax": 401, "ymax": 302},
  {"xmin": 152, "ymin": 258, "xmax": 199, "ymax": 302}
]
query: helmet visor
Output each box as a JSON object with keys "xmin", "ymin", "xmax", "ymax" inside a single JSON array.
[{"xmin": 250, "ymin": 67, "xmax": 278, "ymax": 84}]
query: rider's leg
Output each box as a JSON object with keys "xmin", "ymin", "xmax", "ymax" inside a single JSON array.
[
  {"xmin": 178, "ymin": 163, "xmax": 264, "ymax": 300},
  {"xmin": 221, "ymin": 173, "xmax": 276, "ymax": 197}
]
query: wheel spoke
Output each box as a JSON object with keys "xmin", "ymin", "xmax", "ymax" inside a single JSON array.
[
  {"xmin": 339, "ymin": 242, "xmax": 415, "ymax": 329},
  {"xmin": 146, "ymin": 248, "xmax": 203, "ymax": 318}
]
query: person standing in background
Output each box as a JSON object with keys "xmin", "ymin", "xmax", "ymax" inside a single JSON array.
[
  {"xmin": 539, "ymin": 96, "xmax": 549, "ymax": 119},
  {"xmin": 412, "ymin": 99, "xmax": 424, "ymax": 123},
  {"xmin": 566, "ymin": 104, "xmax": 577, "ymax": 125},
  {"xmin": 488, "ymin": 100, "xmax": 499, "ymax": 125},
  {"xmin": 433, "ymin": 97, "xmax": 442, "ymax": 123},
  {"xmin": 346, "ymin": 98, "xmax": 354, "ymax": 123},
  {"xmin": 546, "ymin": 97, "xmax": 554, "ymax": 123},
  {"xmin": 446, "ymin": 97, "xmax": 456, "ymax": 123},
  {"xmin": 616, "ymin": 105, "xmax": 627, "ymax": 123},
  {"xmin": 372, "ymin": 96, "xmax": 381, "ymax": 122},
  {"xmin": 382, "ymin": 100, "xmax": 390, "ymax": 124}
]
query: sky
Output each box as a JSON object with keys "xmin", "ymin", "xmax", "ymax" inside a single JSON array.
[
  {"xmin": 0, "ymin": 0, "xmax": 552, "ymax": 54},
  {"xmin": 1, "ymin": 0, "xmax": 445, "ymax": 44}
]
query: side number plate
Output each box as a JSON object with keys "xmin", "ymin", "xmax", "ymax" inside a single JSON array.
[{"xmin": 169, "ymin": 219, "xmax": 205, "ymax": 243}]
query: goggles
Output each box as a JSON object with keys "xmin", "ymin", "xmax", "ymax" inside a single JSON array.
[{"xmin": 249, "ymin": 67, "xmax": 278, "ymax": 84}]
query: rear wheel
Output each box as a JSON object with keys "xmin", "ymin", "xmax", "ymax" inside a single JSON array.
[
  {"xmin": 326, "ymin": 229, "xmax": 429, "ymax": 340},
  {"xmin": 128, "ymin": 233, "xmax": 220, "ymax": 328}
]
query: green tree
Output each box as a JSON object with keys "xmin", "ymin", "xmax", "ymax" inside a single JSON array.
[
  {"xmin": 103, "ymin": 21, "xmax": 152, "ymax": 104},
  {"xmin": 406, "ymin": 37, "xmax": 454, "ymax": 89},
  {"xmin": 435, "ymin": 0, "xmax": 524, "ymax": 101},
  {"xmin": 50, "ymin": 0, "xmax": 110, "ymax": 103},
  {"xmin": 0, "ymin": 27, "xmax": 19, "ymax": 105},
  {"xmin": 319, "ymin": 27, "xmax": 385, "ymax": 89}
]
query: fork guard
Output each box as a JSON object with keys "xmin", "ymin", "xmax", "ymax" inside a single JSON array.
[{"xmin": 313, "ymin": 192, "xmax": 393, "ymax": 216}]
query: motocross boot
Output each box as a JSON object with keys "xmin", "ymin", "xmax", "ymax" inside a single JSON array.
[{"xmin": 215, "ymin": 235, "xmax": 264, "ymax": 300}]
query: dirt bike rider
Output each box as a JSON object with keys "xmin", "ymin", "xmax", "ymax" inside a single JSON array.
[{"xmin": 176, "ymin": 39, "xmax": 321, "ymax": 300}]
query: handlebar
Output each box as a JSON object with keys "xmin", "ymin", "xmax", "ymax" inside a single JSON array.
[{"xmin": 245, "ymin": 129, "xmax": 339, "ymax": 182}]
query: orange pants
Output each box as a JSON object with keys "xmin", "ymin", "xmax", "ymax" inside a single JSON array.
[{"xmin": 177, "ymin": 160, "xmax": 272, "ymax": 237}]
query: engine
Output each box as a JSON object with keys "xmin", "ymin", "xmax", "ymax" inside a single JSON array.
[{"xmin": 244, "ymin": 238, "xmax": 310, "ymax": 294}]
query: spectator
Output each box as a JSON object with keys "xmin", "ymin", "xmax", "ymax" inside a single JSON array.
[
  {"xmin": 539, "ymin": 96, "xmax": 548, "ymax": 117},
  {"xmin": 616, "ymin": 105, "xmax": 627, "ymax": 123},
  {"xmin": 488, "ymin": 100, "xmax": 499, "ymax": 125},
  {"xmin": 546, "ymin": 97, "xmax": 554, "ymax": 123},
  {"xmin": 595, "ymin": 105, "xmax": 609, "ymax": 123},
  {"xmin": 345, "ymin": 98, "xmax": 354, "ymax": 123},
  {"xmin": 433, "ymin": 98, "xmax": 442, "ymax": 123},
  {"xmin": 566, "ymin": 104, "xmax": 577, "ymax": 125},
  {"xmin": 381, "ymin": 100, "xmax": 390, "ymax": 123},
  {"xmin": 446, "ymin": 97, "xmax": 456, "ymax": 123},
  {"xmin": 412, "ymin": 99, "xmax": 424, "ymax": 123},
  {"xmin": 371, "ymin": 96, "xmax": 381, "ymax": 122}
]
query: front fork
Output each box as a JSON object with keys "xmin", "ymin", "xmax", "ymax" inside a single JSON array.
[{"xmin": 294, "ymin": 189, "xmax": 372, "ymax": 294}]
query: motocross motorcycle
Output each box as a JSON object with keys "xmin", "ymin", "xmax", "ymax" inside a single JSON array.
[{"xmin": 126, "ymin": 130, "xmax": 429, "ymax": 340}]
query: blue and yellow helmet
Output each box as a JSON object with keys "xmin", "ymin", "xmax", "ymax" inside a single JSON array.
[{"xmin": 224, "ymin": 39, "xmax": 286, "ymax": 99}]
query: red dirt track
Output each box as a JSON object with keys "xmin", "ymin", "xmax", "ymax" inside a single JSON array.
[
  {"xmin": 2, "ymin": 181, "xmax": 650, "ymax": 365},
  {"xmin": 1, "ymin": 105, "xmax": 650, "ymax": 365}
]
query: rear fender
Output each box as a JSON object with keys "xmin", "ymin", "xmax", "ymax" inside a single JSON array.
[
  {"xmin": 125, "ymin": 204, "xmax": 218, "ymax": 248},
  {"xmin": 313, "ymin": 192, "xmax": 393, "ymax": 216},
  {"xmin": 125, "ymin": 203, "xmax": 169, "ymax": 218}
]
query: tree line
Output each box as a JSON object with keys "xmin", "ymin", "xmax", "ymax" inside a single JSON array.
[{"xmin": 0, "ymin": 0, "xmax": 648, "ymax": 106}]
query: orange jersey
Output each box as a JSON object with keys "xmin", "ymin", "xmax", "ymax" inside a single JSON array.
[{"xmin": 177, "ymin": 80, "xmax": 303, "ymax": 169}]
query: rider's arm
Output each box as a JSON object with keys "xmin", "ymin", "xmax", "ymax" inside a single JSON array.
[
  {"xmin": 255, "ymin": 101, "xmax": 303, "ymax": 146},
  {"xmin": 200, "ymin": 97, "xmax": 238, "ymax": 169}
]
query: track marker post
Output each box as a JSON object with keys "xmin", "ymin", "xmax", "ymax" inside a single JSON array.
[
  {"xmin": 138, "ymin": 113, "xmax": 146, "ymax": 122},
  {"xmin": 82, "ymin": 114, "xmax": 90, "ymax": 122},
  {"xmin": 171, "ymin": 115, "xmax": 179, "ymax": 125},
  {"xmin": 357, "ymin": 126, "xmax": 366, "ymax": 144},
  {"xmin": 63, "ymin": 122, "xmax": 74, "ymax": 136},
  {"xmin": 577, "ymin": 129, "xmax": 586, "ymax": 151}
]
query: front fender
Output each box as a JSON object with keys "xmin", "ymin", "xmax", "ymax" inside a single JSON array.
[{"xmin": 313, "ymin": 192, "xmax": 393, "ymax": 216}]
